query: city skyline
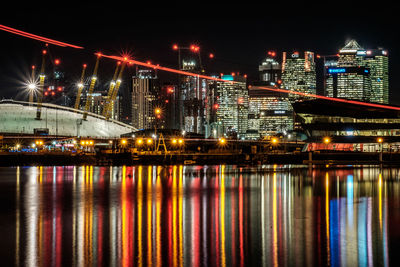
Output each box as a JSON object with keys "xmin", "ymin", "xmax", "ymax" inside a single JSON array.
[{"xmin": 1, "ymin": 4, "xmax": 399, "ymax": 102}]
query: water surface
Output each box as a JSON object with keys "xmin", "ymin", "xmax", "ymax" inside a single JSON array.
[{"xmin": 0, "ymin": 165, "xmax": 399, "ymax": 266}]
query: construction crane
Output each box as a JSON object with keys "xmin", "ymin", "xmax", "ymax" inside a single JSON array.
[
  {"xmin": 28, "ymin": 65, "xmax": 35, "ymax": 105},
  {"xmin": 35, "ymin": 49, "xmax": 47, "ymax": 120},
  {"xmin": 104, "ymin": 61, "xmax": 126, "ymax": 120},
  {"xmin": 102, "ymin": 61, "xmax": 121, "ymax": 117},
  {"xmin": 74, "ymin": 64, "xmax": 87, "ymax": 110},
  {"xmin": 82, "ymin": 53, "xmax": 101, "ymax": 120}
]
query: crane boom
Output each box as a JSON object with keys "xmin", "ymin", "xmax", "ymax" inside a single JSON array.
[
  {"xmin": 105, "ymin": 62, "xmax": 126, "ymax": 120},
  {"xmin": 74, "ymin": 64, "xmax": 87, "ymax": 110},
  {"xmin": 82, "ymin": 54, "xmax": 101, "ymax": 120},
  {"xmin": 102, "ymin": 62, "xmax": 121, "ymax": 117},
  {"xmin": 35, "ymin": 50, "xmax": 47, "ymax": 120}
]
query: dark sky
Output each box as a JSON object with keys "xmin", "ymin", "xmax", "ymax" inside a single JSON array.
[{"xmin": 1, "ymin": 2, "xmax": 399, "ymax": 102}]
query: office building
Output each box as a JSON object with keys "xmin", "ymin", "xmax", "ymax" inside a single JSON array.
[
  {"xmin": 131, "ymin": 69, "xmax": 159, "ymax": 130},
  {"xmin": 325, "ymin": 40, "xmax": 389, "ymax": 104},
  {"xmin": 211, "ymin": 74, "xmax": 248, "ymax": 139},
  {"xmin": 248, "ymin": 86, "xmax": 293, "ymax": 138},
  {"xmin": 259, "ymin": 56, "xmax": 281, "ymax": 86},
  {"xmin": 281, "ymin": 51, "xmax": 316, "ymax": 99}
]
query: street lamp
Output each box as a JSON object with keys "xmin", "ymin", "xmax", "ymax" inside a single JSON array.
[
  {"xmin": 377, "ymin": 137, "xmax": 384, "ymax": 162},
  {"xmin": 323, "ymin": 137, "xmax": 331, "ymax": 144}
]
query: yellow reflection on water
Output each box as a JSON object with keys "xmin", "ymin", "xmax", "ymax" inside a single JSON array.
[
  {"xmin": 220, "ymin": 165, "xmax": 226, "ymax": 267},
  {"xmin": 147, "ymin": 166, "xmax": 153, "ymax": 267}
]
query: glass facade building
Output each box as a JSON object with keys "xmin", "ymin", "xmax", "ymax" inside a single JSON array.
[
  {"xmin": 281, "ymin": 51, "xmax": 316, "ymax": 100},
  {"xmin": 211, "ymin": 75, "xmax": 248, "ymax": 139},
  {"xmin": 325, "ymin": 40, "xmax": 389, "ymax": 104},
  {"xmin": 131, "ymin": 69, "xmax": 159, "ymax": 130},
  {"xmin": 248, "ymin": 87, "xmax": 293, "ymax": 138}
]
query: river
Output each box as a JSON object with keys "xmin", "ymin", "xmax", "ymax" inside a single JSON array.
[{"xmin": 0, "ymin": 165, "xmax": 398, "ymax": 266}]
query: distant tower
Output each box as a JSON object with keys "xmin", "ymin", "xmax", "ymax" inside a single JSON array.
[
  {"xmin": 325, "ymin": 40, "xmax": 388, "ymax": 103},
  {"xmin": 281, "ymin": 51, "xmax": 316, "ymax": 100},
  {"xmin": 259, "ymin": 53, "xmax": 281, "ymax": 86},
  {"xmin": 131, "ymin": 69, "xmax": 159, "ymax": 129}
]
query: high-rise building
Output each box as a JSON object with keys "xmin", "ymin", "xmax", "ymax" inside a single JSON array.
[
  {"xmin": 259, "ymin": 56, "xmax": 281, "ymax": 86},
  {"xmin": 131, "ymin": 69, "xmax": 159, "ymax": 130},
  {"xmin": 363, "ymin": 49, "xmax": 389, "ymax": 103},
  {"xmin": 177, "ymin": 53, "xmax": 209, "ymax": 135},
  {"xmin": 211, "ymin": 74, "xmax": 248, "ymax": 139},
  {"xmin": 281, "ymin": 51, "xmax": 316, "ymax": 99},
  {"xmin": 248, "ymin": 86, "xmax": 293, "ymax": 138},
  {"xmin": 325, "ymin": 40, "xmax": 389, "ymax": 104}
]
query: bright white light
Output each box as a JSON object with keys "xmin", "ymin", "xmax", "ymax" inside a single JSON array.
[
  {"xmin": 27, "ymin": 83, "xmax": 36, "ymax": 90},
  {"xmin": 77, "ymin": 83, "xmax": 83, "ymax": 88}
]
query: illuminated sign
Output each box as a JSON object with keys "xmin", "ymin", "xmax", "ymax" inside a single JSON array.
[
  {"xmin": 328, "ymin": 68, "xmax": 346, "ymax": 73},
  {"xmin": 356, "ymin": 50, "xmax": 367, "ymax": 56},
  {"xmin": 221, "ymin": 75, "xmax": 234, "ymax": 81}
]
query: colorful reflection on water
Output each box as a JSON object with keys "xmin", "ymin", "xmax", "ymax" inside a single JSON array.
[{"xmin": 2, "ymin": 165, "xmax": 400, "ymax": 266}]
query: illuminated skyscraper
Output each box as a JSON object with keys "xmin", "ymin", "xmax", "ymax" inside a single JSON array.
[
  {"xmin": 281, "ymin": 51, "xmax": 316, "ymax": 99},
  {"xmin": 131, "ymin": 69, "xmax": 159, "ymax": 129},
  {"xmin": 178, "ymin": 54, "xmax": 209, "ymax": 135},
  {"xmin": 325, "ymin": 40, "xmax": 389, "ymax": 104},
  {"xmin": 364, "ymin": 49, "xmax": 389, "ymax": 103},
  {"xmin": 259, "ymin": 56, "xmax": 281, "ymax": 86},
  {"xmin": 211, "ymin": 74, "xmax": 248, "ymax": 139}
]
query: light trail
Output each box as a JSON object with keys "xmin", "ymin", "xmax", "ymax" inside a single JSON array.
[
  {"xmin": 100, "ymin": 53, "xmax": 236, "ymax": 83},
  {"xmin": 249, "ymin": 85, "xmax": 400, "ymax": 111},
  {"xmin": 100, "ymin": 52, "xmax": 400, "ymax": 112},
  {"xmin": 0, "ymin": 24, "xmax": 83, "ymax": 49},
  {"xmin": 2, "ymin": 25, "xmax": 398, "ymax": 112}
]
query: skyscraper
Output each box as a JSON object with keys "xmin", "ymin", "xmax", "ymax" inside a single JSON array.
[
  {"xmin": 259, "ymin": 56, "xmax": 281, "ymax": 86},
  {"xmin": 211, "ymin": 74, "xmax": 248, "ymax": 139},
  {"xmin": 364, "ymin": 49, "xmax": 389, "ymax": 103},
  {"xmin": 281, "ymin": 51, "xmax": 316, "ymax": 99},
  {"xmin": 325, "ymin": 40, "xmax": 389, "ymax": 104},
  {"xmin": 131, "ymin": 69, "xmax": 159, "ymax": 130}
]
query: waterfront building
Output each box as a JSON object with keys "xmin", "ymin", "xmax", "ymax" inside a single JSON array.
[
  {"xmin": 281, "ymin": 51, "xmax": 316, "ymax": 99},
  {"xmin": 325, "ymin": 40, "xmax": 389, "ymax": 104},
  {"xmin": 248, "ymin": 86, "xmax": 293, "ymax": 138},
  {"xmin": 293, "ymin": 99, "xmax": 400, "ymax": 152},
  {"xmin": 211, "ymin": 74, "xmax": 248, "ymax": 139},
  {"xmin": 131, "ymin": 69, "xmax": 159, "ymax": 130}
]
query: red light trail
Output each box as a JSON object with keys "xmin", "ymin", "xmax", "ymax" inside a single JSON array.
[
  {"xmin": 0, "ymin": 24, "xmax": 83, "ymax": 49},
  {"xmin": 250, "ymin": 85, "xmax": 400, "ymax": 111},
  {"xmin": 100, "ymin": 53, "xmax": 400, "ymax": 112},
  {"xmin": 100, "ymin": 53, "xmax": 236, "ymax": 83},
  {"xmin": 2, "ymin": 24, "xmax": 399, "ymax": 112}
]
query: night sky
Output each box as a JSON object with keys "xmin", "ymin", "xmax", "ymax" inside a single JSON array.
[{"xmin": 1, "ymin": 3, "xmax": 399, "ymax": 102}]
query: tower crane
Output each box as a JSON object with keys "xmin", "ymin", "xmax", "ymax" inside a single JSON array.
[
  {"xmin": 74, "ymin": 64, "xmax": 87, "ymax": 110},
  {"xmin": 102, "ymin": 62, "xmax": 121, "ymax": 117},
  {"xmin": 35, "ymin": 49, "xmax": 47, "ymax": 120},
  {"xmin": 104, "ymin": 60, "xmax": 127, "ymax": 120},
  {"xmin": 82, "ymin": 53, "xmax": 101, "ymax": 120}
]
